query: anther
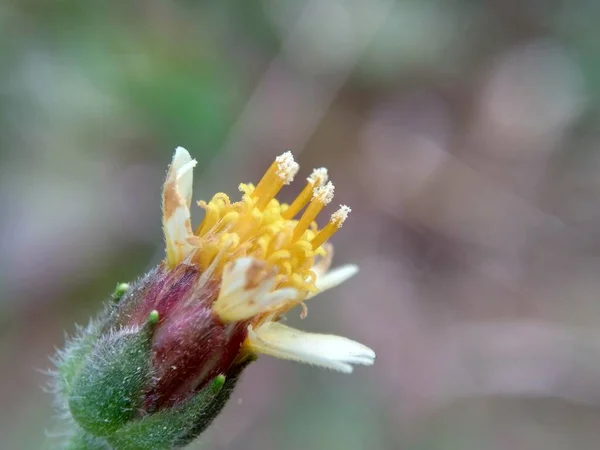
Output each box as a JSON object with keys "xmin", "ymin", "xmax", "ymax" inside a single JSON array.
[
  {"xmin": 311, "ymin": 205, "xmax": 350, "ymax": 249},
  {"xmin": 253, "ymin": 152, "xmax": 299, "ymax": 211},
  {"xmin": 282, "ymin": 168, "xmax": 329, "ymax": 220},
  {"xmin": 292, "ymin": 182, "xmax": 335, "ymax": 240}
]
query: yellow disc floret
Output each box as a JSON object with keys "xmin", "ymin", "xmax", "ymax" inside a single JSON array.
[{"xmin": 188, "ymin": 152, "xmax": 347, "ymax": 296}]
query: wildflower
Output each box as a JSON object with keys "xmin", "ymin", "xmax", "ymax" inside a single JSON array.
[
  {"xmin": 162, "ymin": 147, "xmax": 374, "ymax": 372},
  {"xmin": 54, "ymin": 147, "xmax": 374, "ymax": 449}
]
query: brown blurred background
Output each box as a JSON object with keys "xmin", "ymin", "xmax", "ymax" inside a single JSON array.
[{"xmin": 3, "ymin": 1, "xmax": 600, "ymax": 449}]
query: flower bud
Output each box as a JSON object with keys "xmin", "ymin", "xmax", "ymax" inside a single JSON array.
[
  {"xmin": 56, "ymin": 273, "xmax": 251, "ymax": 449},
  {"xmin": 109, "ymin": 264, "xmax": 253, "ymax": 413}
]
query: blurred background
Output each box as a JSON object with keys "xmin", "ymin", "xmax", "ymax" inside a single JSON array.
[{"xmin": 3, "ymin": 0, "xmax": 600, "ymax": 448}]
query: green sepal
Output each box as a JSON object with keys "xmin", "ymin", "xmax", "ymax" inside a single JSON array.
[
  {"xmin": 106, "ymin": 375, "xmax": 226, "ymax": 450},
  {"xmin": 68, "ymin": 312, "xmax": 158, "ymax": 437},
  {"xmin": 55, "ymin": 323, "xmax": 104, "ymax": 401},
  {"xmin": 63, "ymin": 428, "xmax": 111, "ymax": 450},
  {"xmin": 175, "ymin": 358, "xmax": 253, "ymax": 447}
]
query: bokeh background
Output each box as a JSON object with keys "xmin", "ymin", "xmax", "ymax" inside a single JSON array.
[{"xmin": 3, "ymin": 0, "xmax": 600, "ymax": 448}]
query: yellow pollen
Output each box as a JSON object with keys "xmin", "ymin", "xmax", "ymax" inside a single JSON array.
[
  {"xmin": 311, "ymin": 205, "xmax": 350, "ymax": 249},
  {"xmin": 185, "ymin": 153, "xmax": 345, "ymax": 296},
  {"xmin": 282, "ymin": 167, "xmax": 328, "ymax": 220}
]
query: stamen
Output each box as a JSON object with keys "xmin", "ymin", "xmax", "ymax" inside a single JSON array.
[
  {"xmin": 165, "ymin": 143, "xmax": 356, "ymax": 302},
  {"xmin": 275, "ymin": 151, "xmax": 300, "ymax": 185},
  {"xmin": 282, "ymin": 168, "xmax": 328, "ymax": 220},
  {"xmin": 331, "ymin": 205, "xmax": 351, "ymax": 225},
  {"xmin": 307, "ymin": 167, "xmax": 328, "ymax": 186},
  {"xmin": 311, "ymin": 205, "xmax": 350, "ymax": 249},
  {"xmin": 252, "ymin": 152, "xmax": 299, "ymax": 211},
  {"xmin": 292, "ymin": 182, "xmax": 334, "ymax": 241},
  {"xmin": 197, "ymin": 200, "xmax": 221, "ymax": 236},
  {"xmin": 233, "ymin": 208, "xmax": 263, "ymax": 243}
]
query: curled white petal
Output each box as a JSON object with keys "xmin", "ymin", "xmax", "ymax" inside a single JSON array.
[
  {"xmin": 172, "ymin": 146, "xmax": 196, "ymax": 208},
  {"xmin": 307, "ymin": 264, "xmax": 359, "ymax": 299},
  {"xmin": 213, "ymin": 257, "xmax": 299, "ymax": 322},
  {"xmin": 246, "ymin": 322, "xmax": 375, "ymax": 373},
  {"xmin": 163, "ymin": 147, "xmax": 197, "ymax": 267}
]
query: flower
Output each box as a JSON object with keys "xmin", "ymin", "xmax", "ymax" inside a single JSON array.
[
  {"xmin": 162, "ymin": 146, "xmax": 375, "ymax": 373},
  {"xmin": 55, "ymin": 147, "xmax": 375, "ymax": 449}
]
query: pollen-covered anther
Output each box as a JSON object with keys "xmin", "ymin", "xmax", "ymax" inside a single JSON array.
[
  {"xmin": 331, "ymin": 205, "xmax": 351, "ymax": 227},
  {"xmin": 282, "ymin": 167, "xmax": 329, "ymax": 220},
  {"xmin": 312, "ymin": 181, "xmax": 335, "ymax": 204},
  {"xmin": 311, "ymin": 204, "xmax": 351, "ymax": 250},
  {"xmin": 307, "ymin": 167, "xmax": 328, "ymax": 186},
  {"xmin": 292, "ymin": 181, "xmax": 335, "ymax": 241},
  {"xmin": 275, "ymin": 151, "xmax": 300, "ymax": 185},
  {"xmin": 252, "ymin": 151, "xmax": 299, "ymax": 211}
]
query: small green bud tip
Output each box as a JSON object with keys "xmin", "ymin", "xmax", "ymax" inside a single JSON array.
[
  {"xmin": 212, "ymin": 375, "xmax": 226, "ymax": 391},
  {"xmin": 111, "ymin": 282, "xmax": 130, "ymax": 302},
  {"xmin": 147, "ymin": 310, "xmax": 160, "ymax": 327}
]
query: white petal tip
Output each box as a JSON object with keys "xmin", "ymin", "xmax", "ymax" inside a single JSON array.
[
  {"xmin": 246, "ymin": 322, "xmax": 375, "ymax": 374},
  {"xmin": 313, "ymin": 264, "xmax": 359, "ymax": 295},
  {"xmin": 343, "ymin": 264, "xmax": 359, "ymax": 278},
  {"xmin": 171, "ymin": 147, "xmax": 197, "ymax": 175},
  {"xmin": 174, "ymin": 146, "xmax": 190, "ymax": 157}
]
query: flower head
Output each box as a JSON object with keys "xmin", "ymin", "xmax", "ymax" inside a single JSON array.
[
  {"xmin": 55, "ymin": 147, "xmax": 375, "ymax": 449},
  {"xmin": 161, "ymin": 146, "xmax": 374, "ymax": 374}
]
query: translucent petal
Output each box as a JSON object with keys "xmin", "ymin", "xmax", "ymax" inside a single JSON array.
[
  {"xmin": 307, "ymin": 264, "xmax": 359, "ymax": 299},
  {"xmin": 246, "ymin": 322, "xmax": 375, "ymax": 373},
  {"xmin": 213, "ymin": 257, "xmax": 299, "ymax": 322},
  {"xmin": 162, "ymin": 147, "xmax": 197, "ymax": 267}
]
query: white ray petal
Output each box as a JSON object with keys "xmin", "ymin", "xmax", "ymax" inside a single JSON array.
[
  {"xmin": 162, "ymin": 147, "xmax": 197, "ymax": 267},
  {"xmin": 213, "ymin": 257, "xmax": 299, "ymax": 322},
  {"xmin": 246, "ymin": 322, "xmax": 375, "ymax": 373},
  {"xmin": 173, "ymin": 148, "xmax": 196, "ymax": 209},
  {"xmin": 307, "ymin": 264, "xmax": 359, "ymax": 299}
]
